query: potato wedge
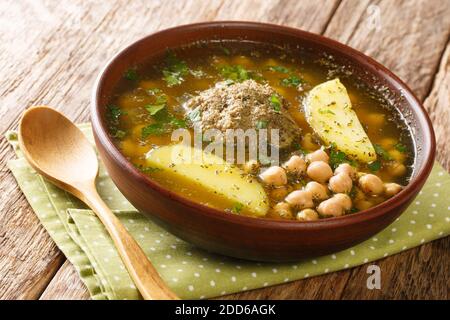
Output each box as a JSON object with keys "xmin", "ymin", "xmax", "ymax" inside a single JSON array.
[
  {"xmin": 304, "ymin": 78, "xmax": 376, "ymax": 163},
  {"xmin": 146, "ymin": 144, "xmax": 269, "ymax": 217}
]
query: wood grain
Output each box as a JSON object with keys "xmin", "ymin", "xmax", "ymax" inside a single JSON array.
[
  {"xmin": 40, "ymin": 261, "xmax": 90, "ymax": 300},
  {"xmin": 0, "ymin": 0, "xmax": 448, "ymax": 300}
]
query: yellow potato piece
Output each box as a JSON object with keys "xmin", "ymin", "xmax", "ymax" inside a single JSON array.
[
  {"xmin": 146, "ymin": 144, "xmax": 269, "ymax": 217},
  {"xmin": 304, "ymin": 78, "xmax": 376, "ymax": 163}
]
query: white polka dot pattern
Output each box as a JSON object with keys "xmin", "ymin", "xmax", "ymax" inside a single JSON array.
[{"xmin": 5, "ymin": 124, "xmax": 450, "ymax": 300}]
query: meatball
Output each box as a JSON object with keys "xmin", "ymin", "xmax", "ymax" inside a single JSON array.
[
  {"xmin": 329, "ymin": 172, "xmax": 353, "ymax": 193},
  {"xmin": 283, "ymin": 155, "xmax": 307, "ymax": 175},
  {"xmin": 296, "ymin": 208, "xmax": 319, "ymax": 221},
  {"xmin": 305, "ymin": 181, "xmax": 328, "ymax": 201},
  {"xmin": 358, "ymin": 174, "xmax": 384, "ymax": 195},
  {"xmin": 306, "ymin": 149, "xmax": 329, "ymax": 163},
  {"xmin": 259, "ymin": 166, "xmax": 287, "ymax": 186},
  {"xmin": 306, "ymin": 161, "xmax": 333, "ymax": 183},
  {"xmin": 285, "ymin": 190, "xmax": 314, "ymax": 209}
]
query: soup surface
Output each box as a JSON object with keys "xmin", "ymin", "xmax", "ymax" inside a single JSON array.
[{"xmin": 106, "ymin": 40, "xmax": 414, "ymax": 220}]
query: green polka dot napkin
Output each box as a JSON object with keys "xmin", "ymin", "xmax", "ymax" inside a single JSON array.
[{"xmin": 5, "ymin": 124, "xmax": 450, "ymax": 300}]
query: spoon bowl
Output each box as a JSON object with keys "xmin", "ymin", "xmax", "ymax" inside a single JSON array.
[
  {"xmin": 19, "ymin": 106, "xmax": 98, "ymax": 195},
  {"xmin": 19, "ymin": 106, "xmax": 178, "ymax": 300}
]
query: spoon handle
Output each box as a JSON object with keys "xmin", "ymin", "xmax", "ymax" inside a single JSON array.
[{"xmin": 81, "ymin": 186, "xmax": 179, "ymax": 300}]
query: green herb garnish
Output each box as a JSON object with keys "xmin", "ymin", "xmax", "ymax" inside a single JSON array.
[
  {"xmin": 219, "ymin": 65, "xmax": 250, "ymax": 82},
  {"xmin": 141, "ymin": 109, "xmax": 187, "ymax": 139},
  {"xmin": 145, "ymin": 94, "xmax": 168, "ymax": 115},
  {"xmin": 329, "ymin": 143, "xmax": 356, "ymax": 169},
  {"xmin": 267, "ymin": 65, "xmax": 290, "ymax": 73},
  {"xmin": 124, "ymin": 68, "xmax": 138, "ymax": 81},
  {"xmin": 374, "ymin": 144, "xmax": 392, "ymax": 160},
  {"xmin": 280, "ymin": 75, "xmax": 302, "ymax": 87},
  {"xmin": 162, "ymin": 52, "xmax": 189, "ymax": 87},
  {"xmin": 231, "ymin": 202, "xmax": 244, "ymax": 214},
  {"xmin": 368, "ymin": 160, "xmax": 381, "ymax": 172},
  {"xmin": 394, "ymin": 143, "xmax": 407, "ymax": 153},
  {"xmin": 270, "ymin": 94, "xmax": 281, "ymax": 113},
  {"xmin": 142, "ymin": 123, "xmax": 167, "ymax": 137}
]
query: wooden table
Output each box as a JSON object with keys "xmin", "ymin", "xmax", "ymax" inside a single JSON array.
[{"xmin": 0, "ymin": 0, "xmax": 448, "ymax": 300}]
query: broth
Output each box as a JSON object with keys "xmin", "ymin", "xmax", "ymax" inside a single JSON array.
[{"xmin": 106, "ymin": 40, "xmax": 414, "ymax": 220}]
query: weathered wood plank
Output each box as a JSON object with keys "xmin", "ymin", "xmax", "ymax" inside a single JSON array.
[
  {"xmin": 40, "ymin": 261, "xmax": 91, "ymax": 300},
  {"xmin": 323, "ymin": 0, "xmax": 450, "ymax": 299},
  {"xmin": 424, "ymin": 43, "xmax": 450, "ymax": 171},
  {"xmin": 0, "ymin": 0, "xmax": 341, "ymax": 300},
  {"xmin": 324, "ymin": 0, "xmax": 450, "ymax": 101}
]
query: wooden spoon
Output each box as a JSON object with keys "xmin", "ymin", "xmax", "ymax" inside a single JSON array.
[{"xmin": 19, "ymin": 106, "xmax": 179, "ymax": 300}]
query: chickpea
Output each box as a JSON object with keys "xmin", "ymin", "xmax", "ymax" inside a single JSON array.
[
  {"xmin": 307, "ymin": 161, "xmax": 333, "ymax": 183},
  {"xmin": 296, "ymin": 208, "xmax": 319, "ymax": 221},
  {"xmin": 358, "ymin": 174, "xmax": 384, "ymax": 195},
  {"xmin": 332, "ymin": 193, "xmax": 352, "ymax": 211},
  {"xmin": 283, "ymin": 155, "xmax": 307, "ymax": 175},
  {"xmin": 270, "ymin": 186, "xmax": 289, "ymax": 201},
  {"xmin": 317, "ymin": 198, "xmax": 344, "ymax": 217},
  {"xmin": 272, "ymin": 202, "xmax": 293, "ymax": 219},
  {"xmin": 329, "ymin": 172, "xmax": 353, "ymax": 193},
  {"xmin": 285, "ymin": 190, "xmax": 314, "ymax": 209},
  {"xmin": 306, "ymin": 149, "xmax": 329, "ymax": 163},
  {"xmin": 334, "ymin": 163, "xmax": 357, "ymax": 180},
  {"xmin": 384, "ymin": 183, "xmax": 403, "ymax": 197},
  {"xmin": 243, "ymin": 159, "xmax": 260, "ymax": 174},
  {"xmin": 387, "ymin": 162, "xmax": 407, "ymax": 177},
  {"xmin": 305, "ymin": 181, "xmax": 328, "ymax": 201},
  {"xmin": 259, "ymin": 166, "xmax": 287, "ymax": 186}
]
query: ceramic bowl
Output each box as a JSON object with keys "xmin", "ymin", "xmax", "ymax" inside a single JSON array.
[{"xmin": 91, "ymin": 21, "xmax": 435, "ymax": 261}]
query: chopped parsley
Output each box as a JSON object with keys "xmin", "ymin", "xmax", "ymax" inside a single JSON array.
[
  {"xmin": 368, "ymin": 160, "xmax": 382, "ymax": 172},
  {"xmin": 373, "ymin": 144, "xmax": 392, "ymax": 160},
  {"xmin": 162, "ymin": 52, "xmax": 189, "ymax": 87},
  {"xmin": 145, "ymin": 94, "xmax": 168, "ymax": 115},
  {"xmin": 219, "ymin": 64, "xmax": 251, "ymax": 82},
  {"xmin": 270, "ymin": 94, "xmax": 281, "ymax": 113},
  {"xmin": 107, "ymin": 105, "xmax": 127, "ymax": 139},
  {"xmin": 231, "ymin": 202, "xmax": 244, "ymax": 214},
  {"xmin": 124, "ymin": 68, "xmax": 138, "ymax": 81},
  {"xmin": 329, "ymin": 143, "xmax": 356, "ymax": 169},
  {"xmin": 394, "ymin": 143, "xmax": 407, "ymax": 153},
  {"xmin": 267, "ymin": 65, "xmax": 290, "ymax": 73},
  {"xmin": 280, "ymin": 75, "xmax": 302, "ymax": 87},
  {"xmin": 141, "ymin": 109, "xmax": 187, "ymax": 138}
]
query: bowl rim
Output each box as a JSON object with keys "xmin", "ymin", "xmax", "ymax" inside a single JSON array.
[{"xmin": 91, "ymin": 21, "xmax": 436, "ymax": 231}]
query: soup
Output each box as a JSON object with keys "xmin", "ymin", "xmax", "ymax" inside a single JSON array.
[{"xmin": 106, "ymin": 40, "xmax": 414, "ymax": 221}]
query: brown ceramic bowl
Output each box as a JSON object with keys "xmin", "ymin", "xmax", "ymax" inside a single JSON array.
[{"xmin": 91, "ymin": 21, "xmax": 435, "ymax": 262}]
